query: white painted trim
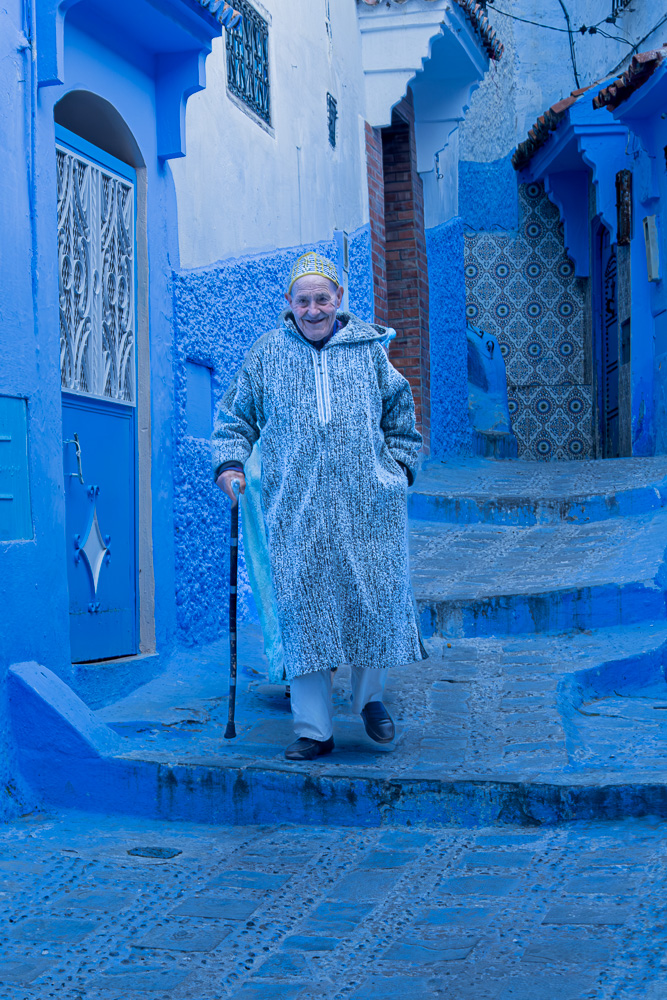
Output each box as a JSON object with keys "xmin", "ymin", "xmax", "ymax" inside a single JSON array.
[
  {"xmin": 135, "ymin": 167, "xmax": 156, "ymax": 655},
  {"xmin": 357, "ymin": 0, "xmax": 486, "ymax": 126}
]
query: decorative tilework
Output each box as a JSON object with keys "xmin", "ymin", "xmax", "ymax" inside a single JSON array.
[
  {"xmin": 508, "ymin": 385, "xmax": 593, "ymax": 461},
  {"xmin": 464, "ymin": 182, "xmax": 592, "ymax": 461}
]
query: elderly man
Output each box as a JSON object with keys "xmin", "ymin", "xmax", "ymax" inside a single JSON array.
[{"xmin": 213, "ymin": 251, "xmax": 427, "ymax": 761}]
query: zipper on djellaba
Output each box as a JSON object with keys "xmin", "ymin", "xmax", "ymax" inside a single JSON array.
[
  {"xmin": 311, "ymin": 345, "xmax": 331, "ymax": 426},
  {"xmin": 317, "ymin": 345, "xmax": 340, "ymax": 631}
]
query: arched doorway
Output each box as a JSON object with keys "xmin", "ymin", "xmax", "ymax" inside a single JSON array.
[{"xmin": 54, "ymin": 92, "xmax": 148, "ymax": 663}]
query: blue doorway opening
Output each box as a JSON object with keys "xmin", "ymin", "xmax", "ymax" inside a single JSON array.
[{"xmin": 56, "ymin": 124, "xmax": 139, "ymax": 662}]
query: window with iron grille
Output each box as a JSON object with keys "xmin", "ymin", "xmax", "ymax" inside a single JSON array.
[
  {"xmin": 226, "ymin": 0, "xmax": 271, "ymax": 125},
  {"xmin": 611, "ymin": 0, "xmax": 633, "ymax": 15},
  {"xmin": 327, "ymin": 93, "xmax": 338, "ymax": 149}
]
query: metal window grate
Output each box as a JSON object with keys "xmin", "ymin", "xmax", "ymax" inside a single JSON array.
[
  {"xmin": 226, "ymin": 0, "xmax": 271, "ymax": 125},
  {"xmin": 327, "ymin": 93, "xmax": 338, "ymax": 148},
  {"xmin": 611, "ymin": 0, "xmax": 633, "ymax": 15},
  {"xmin": 325, "ymin": 0, "xmax": 333, "ymax": 44},
  {"xmin": 57, "ymin": 144, "xmax": 136, "ymax": 403}
]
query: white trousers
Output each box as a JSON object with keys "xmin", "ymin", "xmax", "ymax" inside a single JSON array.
[{"xmin": 290, "ymin": 666, "xmax": 386, "ymax": 741}]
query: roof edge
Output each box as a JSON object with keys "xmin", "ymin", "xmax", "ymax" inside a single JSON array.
[
  {"xmin": 592, "ymin": 46, "xmax": 667, "ymax": 111},
  {"xmin": 357, "ymin": 0, "xmax": 504, "ymax": 61},
  {"xmin": 511, "ymin": 87, "xmax": 594, "ymax": 172}
]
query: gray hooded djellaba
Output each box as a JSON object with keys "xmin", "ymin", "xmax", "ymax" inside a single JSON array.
[{"xmin": 212, "ymin": 311, "xmax": 429, "ymax": 681}]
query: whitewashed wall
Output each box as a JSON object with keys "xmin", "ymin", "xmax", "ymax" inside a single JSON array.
[
  {"xmin": 171, "ymin": 0, "xmax": 369, "ymax": 269},
  {"xmin": 460, "ymin": 0, "xmax": 667, "ymax": 162}
]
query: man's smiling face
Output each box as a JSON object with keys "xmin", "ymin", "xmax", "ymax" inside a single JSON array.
[{"xmin": 286, "ymin": 275, "xmax": 344, "ymax": 342}]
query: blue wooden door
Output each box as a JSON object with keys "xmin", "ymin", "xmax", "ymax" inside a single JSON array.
[
  {"xmin": 600, "ymin": 234, "xmax": 620, "ymax": 458},
  {"xmin": 57, "ymin": 127, "xmax": 138, "ymax": 662},
  {"xmin": 594, "ymin": 226, "xmax": 620, "ymax": 459},
  {"xmin": 62, "ymin": 396, "xmax": 136, "ymax": 661}
]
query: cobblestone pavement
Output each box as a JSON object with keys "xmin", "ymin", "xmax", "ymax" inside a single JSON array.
[
  {"xmin": 0, "ymin": 810, "xmax": 665, "ymax": 999},
  {"xmin": 10, "ymin": 456, "xmax": 666, "ymax": 993}
]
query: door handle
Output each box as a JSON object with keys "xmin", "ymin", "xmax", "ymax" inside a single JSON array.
[{"xmin": 64, "ymin": 432, "xmax": 85, "ymax": 485}]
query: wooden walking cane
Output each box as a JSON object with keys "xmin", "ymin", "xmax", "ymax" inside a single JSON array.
[{"xmin": 224, "ymin": 479, "xmax": 241, "ymax": 739}]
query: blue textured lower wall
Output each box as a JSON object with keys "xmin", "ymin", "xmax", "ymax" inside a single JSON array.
[
  {"xmin": 172, "ymin": 226, "xmax": 374, "ymax": 646},
  {"xmin": 347, "ymin": 225, "xmax": 373, "ymax": 320},
  {"xmin": 459, "ymin": 154, "xmax": 518, "ymax": 233},
  {"xmin": 0, "ymin": 666, "xmax": 32, "ymax": 820},
  {"xmin": 426, "ymin": 217, "xmax": 472, "ymax": 459}
]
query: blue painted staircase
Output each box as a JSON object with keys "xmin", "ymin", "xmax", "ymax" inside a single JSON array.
[
  {"xmin": 9, "ymin": 457, "xmax": 667, "ymax": 827},
  {"xmin": 410, "ymin": 457, "xmax": 667, "ymax": 639}
]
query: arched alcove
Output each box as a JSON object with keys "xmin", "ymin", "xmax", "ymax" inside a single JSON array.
[{"xmin": 54, "ymin": 90, "xmax": 145, "ymax": 168}]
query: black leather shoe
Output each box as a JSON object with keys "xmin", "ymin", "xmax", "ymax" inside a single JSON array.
[
  {"xmin": 361, "ymin": 701, "xmax": 395, "ymax": 743},
  {"xmin": 285, "ymin": 736, "xmax": 334, "ymax": 761}
]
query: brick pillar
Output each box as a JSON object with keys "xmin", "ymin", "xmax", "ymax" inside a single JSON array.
[
  {"xmin": 381, "ymin": 98, "xmax": 430, "ymax": 452},
  {"xmin": 365, "ymin": 122, "xmax": 388, "ymax": 326}
]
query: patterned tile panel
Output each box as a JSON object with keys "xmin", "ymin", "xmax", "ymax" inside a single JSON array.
[
  {"xmin": 508, "ymin": 385, "xmax": 593, "ymax": 461},
  {"xmin": 465, "ymin": 181, "xmax": 592, "ymax": 461}
]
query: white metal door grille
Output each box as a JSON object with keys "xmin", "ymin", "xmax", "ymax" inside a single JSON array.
[{"xmin": 57, "ymin": 144, "xmax": 136, "ymax": 404}]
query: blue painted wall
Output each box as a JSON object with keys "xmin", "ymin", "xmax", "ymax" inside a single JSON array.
[
  {"xmin": 347, "ymin": 224, "xmax": 374, "ymax": 320},
  {"xmin": 624, "ymin": 109, "xmax": 667, "ymax": 458},
  {"xmin": 630, "ymin": 232, "xmax": 657, "ymax": 457},
  {"xmin": 426, "ymin": 217, "xmax": 472, "ymax": 459},
  {"xmin": 0, "ymin": 0, "xmax": 208, "ymax": 814},
  {"xmin": 459, "ymin": 154, "xmax": 519, "ymax": 233},
  {"xmin": 0, "ymin": 2, "xmax": 72, "ymax": 816},
  {"xmin": 172, "ymin": 225, "xmax": 374, "ymax": 646},
  {"xmin": 0, "ymin": 683, "xmax": 34, "ymax": 821}
]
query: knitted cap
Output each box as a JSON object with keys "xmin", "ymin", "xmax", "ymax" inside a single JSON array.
[{"xmin": 288, "ymin": 252, "xmax": 340, "ymax": 292}]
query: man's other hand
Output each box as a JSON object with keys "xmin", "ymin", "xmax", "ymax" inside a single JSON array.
[{"xmin": 216, "ymin": 469, "xmax": 246, "ymax": 507}]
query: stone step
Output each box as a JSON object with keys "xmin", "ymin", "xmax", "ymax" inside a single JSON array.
[
  {"xmin": 410, "ymin": 510, "xmax": 667, "ymax": 638},
  {"xmin": 11, "ymin": 624, "xmax": 667, "ymax": 828},
  {"xmin": 409, "ymin": 456, "xmax": 667, "ymax": 526}
]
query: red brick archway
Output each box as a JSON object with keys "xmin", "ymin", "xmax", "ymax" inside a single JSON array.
[{"xmin": 365, "ymin": 94, "xmax": 430, "ymax": 453}]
